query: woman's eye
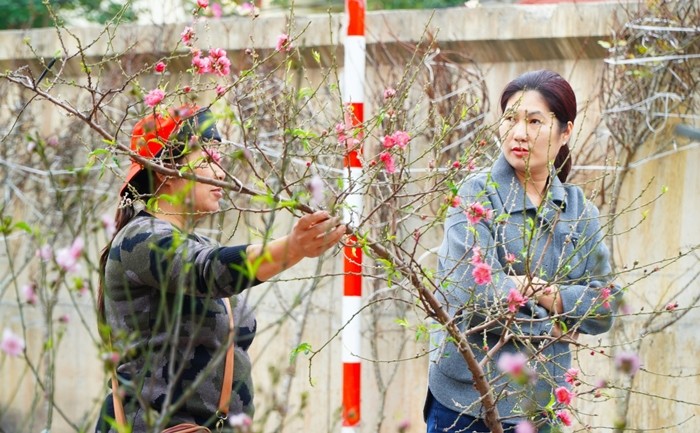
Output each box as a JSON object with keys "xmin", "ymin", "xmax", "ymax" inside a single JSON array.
[{"xmin": 529, "ymin": 118, "xmax": 542, "ymax": 125}]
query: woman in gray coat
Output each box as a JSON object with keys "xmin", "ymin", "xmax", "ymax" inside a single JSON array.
[{"xmin": 425, "ymin": 70, "xmax": 620, "ymax": 432}]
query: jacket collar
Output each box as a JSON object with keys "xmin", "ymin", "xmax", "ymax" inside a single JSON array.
[{"xmin": 491, "ymin": 154, "xmax": 567, "ymax": 220}]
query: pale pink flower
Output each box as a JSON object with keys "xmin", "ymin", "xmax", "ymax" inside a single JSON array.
[
  {"xmin": 615, "ymin": 351, "xmax": 641, "ymax": 376},
  {"xmin": 276, "ymin": 33, "xmax": 292, "ymax": 52},
  {"xmin": 497, "ymin": 352, "xmax": 528, "ymax": 376},
  {"xmin": 379, "ymin": 151, "xmax": 396, "ymax": 174},
  {"xmin": 465, "ymin": 202, "xmax": 493, "ymax": 225},
  {"xmin": 144, "ymin": 89, "xmax": 165, "ymax": 107},
  {"xmin": 1, "ymin": 328, "xmax": 25, "ymax": 357},
  {"xmin": 382, "ymin": 134, "xmax": 395, "ymax": 149},
  {"xmin": 204, "ymin": 148, "xmax": 222, "ymax": 164},
  {"xmin": 101, "ymin": 214, "xmax": 116, "ymax": 238},
  {"xmin": 197, "ymin": 0, "xmax": 209, "ymax": 8},
  {"xmin": 211, "ymin": 2, "xmax": 223, "ymax": 18},
  {"xmin": 58, "ymin": 314, "xmax": 70, "ymax": 324},
  {"xmin": 555, "ymin": 386, "xmax": 574, "ymax": 405},
  {"xmin": 556, "ymin": 409, "xmax": 573, "ymax": 427},
  {"xmin": 383, "ymin": 87, "xmax": 396, "ymax": 100},
  {"xmin": 472, "ymin": 262, "xmax": 492, "ymax": 285},
  {"xmin": 600, "ymin": 286, "xmax": 612, "ymax": 308},
  {"xmin": 449, "ymin": 195, "xmax": 461, "ymax": 208},
  {"xmin": 36, "ymin": 244, "xmax": 53, "ymax": 261},
  {"xmin": 154, "ymin": 61, "xmax": 166, "ymax": 73},
  {"xmin": 515, "ymin": 420, "xmax": 536, "ymax": 433},
  {"xmin": 215, "ymin": 84, "xmax": 226, "ymax": 96},
  {"xmin": 665, "ymin": 301, "xmax": 678, "ymax": 311},
  {"xmin": 228, "ymin": 412, "xmax": 252, "ymax": 428},
  {"xmin": 507, "ymin": 288, "xmax": 528, "ymax": 313},
  {"xmin": 21, "ymin": 284, "xmax": 37, "ymax": 305},
  {"xmin": 505, "ymin": 252, "xmax": 517, "ymax": 264},
  {"xmin": 308, "ymin": 175, "xmax": 325, "ymax": 206},
  {"xmin": 335, "ymin": 122, "xmax": 348, "ymax": 144},
  {"xmin": 564, "ymin": 367, "xmax": 579, "ymax": 385},
  {"xmin": 392, "ymin": 130, "xmax": 410, "ymax": 149},
  {"xmin": 192, "ymin": 53, "xmax": 212, "ymax": 74},
  {"xmin": 181, "ymin": 26, "xmax": 196, "ymax": 47},
  {"xmin": 469, "ymin": 246, "xmax": 483, "ymax": 265},
  {"xmin": 211, "ymin": 54, "xmax": 231, "ymax": 76},
  {"xmin": 55, "ymin": 237, "xmax": 84, "ymax": 274},
  {"xmin": 27, "ymin": 141, "xmax": 36, "ymax": 152}
]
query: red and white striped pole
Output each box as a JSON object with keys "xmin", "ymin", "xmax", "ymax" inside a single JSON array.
[{"xmin": 342, "ymin": 1, "xmax": 365, "ymax": 432}]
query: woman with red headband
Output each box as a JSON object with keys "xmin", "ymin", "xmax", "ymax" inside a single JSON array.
[{"xmin": 95, "ymin": 105, "xmax": 345, "ymax": 432}]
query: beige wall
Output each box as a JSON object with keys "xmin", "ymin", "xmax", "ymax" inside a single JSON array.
[{"xmin": 1, "ymin": 2, "xmax": 698, "ymax": 433}]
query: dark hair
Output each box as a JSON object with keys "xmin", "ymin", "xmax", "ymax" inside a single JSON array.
[{"xmin": 499, "ymin": 70, "xmax": 577, "ymax": 182}]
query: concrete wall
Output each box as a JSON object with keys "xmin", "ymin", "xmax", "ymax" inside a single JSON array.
[{"xmin": 1, "ymin": 2, "xmax": 698, "ymax": 432}]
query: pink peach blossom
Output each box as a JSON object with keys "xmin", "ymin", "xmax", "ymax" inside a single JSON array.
[
  {"xmin": 515, "ymin": 421, "xmax": 535, "ymax": 433},
  {"xmin": 507, "ymin": 288, "xmax": 527, "ymax": 313},
  {"xmin": 449, "ymin": 195, "xmax": 461, "ymax": 208},
  {"xmin": 600, "ymin": 286, "xmax": 612, "ymax": 308},
  {"xmin": 379, "ymin": 151, "xmax": 396, "ymax": 174},
  {"xmin": 1, "ymin": 329, "xmax": 25, "ymax": 357},
  {"xmin": 308, "ymin": 175, "xmax": 325, "ymax": 206},
  {"xmin": 197, "ymin": 0, "xmax": 209, "ymax": 8},
  {"xmin": 154, "ymin": 61, "xmax": 166, "ymax": 73},
  {"xmin": 181, "ymin": 26, "xmax": 195, "ymax": 47},
  {"xmin": 276, "ymin": 33, "xmax": 292, "ymax": 52},
  {"xmin": 55, "ymin": 237, "xmax": 84, "ymax": 274},
  {"xmin": 144, "ymin": 89, "xmax": 165, "ymax": 107},
  {"xmin": 497, "ymin": 352, "xmax": 528, "ymax": 376},
  {"xmin": 391, "ymin": 130, "xmax": 410, "ymax": 149},
  {"xmin": 192, "ymin": 53, "xmax": 212, "ymax": 74},
  {"xmin": 21, "ymin": 284, "xmax": 37, "ymax": 305},
  {"xmin": 215, "ymin": 84, "xmax": 226, "ymax": 96},
  {"xmin": 465, "ymin": 202, "xmax": 493, "ymax": 225},
  {"xmin": 556, "ymin": 410, "xmax": 573, "ymax": 426},
  {"xmin": 505, "ymin": 252, "xmax": 517, "ymax": 264},
  {"xmin": 211, "ymin": 2, "xmax": 223, "ymax": 18},
  {"xmin": 382, "ymin": 134, "xmax": 395, "ymax": 149},
  {"xmin": 564, "ymin": 367, "xmax": 579, "ymax": 385},
  {"xmin": 555, "ymin": 386, "xmax": 574, "ymax": 405},
  {"xmin": 383, "ymin": 87, "xmax": 396, "ymax": 100},
  {"xmin": 665, "ymin": 301, "xmax": 678, "ymax": 311},
  {"xmin": 472, "ymin": 261, "xmax": 492, "ymax": 285},
  {"xmin": 101, "ymin": 214, "xmax": 116, "ymax": 238},
  {"xmin": 36, "ymin": 244, "xmax": 53, "ymax": 261},
  {"xmin": 615, "ymin": 351, "xmax": 641, "ymax": 376}
]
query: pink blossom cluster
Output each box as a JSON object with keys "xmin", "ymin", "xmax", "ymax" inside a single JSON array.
[
  {"xmin": 556, "ymin": 409, "xmax": 573, "ymax": 426},
  {"xmin": 465, "ymin": 201, "xmax": 493, "ymax": 225},
  {"xmin": 192, "ymin": 48, "xmax": 231, "ymax": 77},
  {"xmin": 55, "ymin": 237, "xmax": 84, "ymax": 274},
  {"xmin": 1, "ymin": 328, "xmax": 24, "ymax": 357},
  {"xmin": 382, "ymin": 130, "xmax": 410, "ymax": 150},
  {"xmin": 378, "ymin": 130, "xmax": 410, "ymax": 175},
  {"xmin": 506, "ymin": 288, "xmax": 528, "ymax": 313},
  {"xmin": 276, "ymin": 33, "xmax": 292, "ymax": 52},
  {"xmin": 469, "ymin": 246, "xmax": 492, "ymax": 285}
]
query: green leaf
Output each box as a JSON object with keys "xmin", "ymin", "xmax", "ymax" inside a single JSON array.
[{"xmin": 290, "ymin": 342, "xmax": 313, "ymax": 364}]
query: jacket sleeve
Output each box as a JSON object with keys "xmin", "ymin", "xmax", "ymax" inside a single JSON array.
[
  {"xmin": 558, "ymin": 200, "xmax": 621, "ymax": 335},
  {"xmin": 117, "ymin": 217, "xmax": 260, "ymax": 298},
  {"xmin": 437, "ymin": 178, "xmax": 554, "ymax": 337}
]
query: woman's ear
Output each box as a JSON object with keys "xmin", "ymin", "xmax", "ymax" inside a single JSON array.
[{"xmin": 562, "ymin": 121, "xmax": 573, "ymax": 145}]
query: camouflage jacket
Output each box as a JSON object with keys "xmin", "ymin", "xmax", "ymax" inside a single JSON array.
[{"xmin": 104, "ymin": 211, "xmax": 260, "ymax": 431}]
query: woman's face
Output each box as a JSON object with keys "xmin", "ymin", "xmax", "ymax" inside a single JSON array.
[
  {"xmin": 160, "ymin": 147, "xmax": 225, "ymax": 218},
  {"xmin": 499, "ymin": 90, "xmax": 572, "ymax": 181}
]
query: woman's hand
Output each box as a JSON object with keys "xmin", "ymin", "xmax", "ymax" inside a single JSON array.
[
  {"xmin": 289, "ymin": 211, "xmax": 347, "ymax": 259},
  {"xmin": 247, "ymin": 211, "xmax": 347, "ymax": 282},
  {"xmin": 508, "ymin": 275, "xmax": 563, "ymax": 315}
]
